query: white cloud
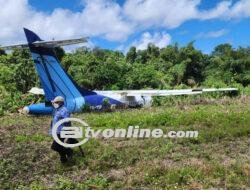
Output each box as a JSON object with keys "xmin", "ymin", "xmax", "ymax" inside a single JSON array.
[
  {"xmin": 78, "ymin": 0, "xmax": 134, "ymax": 41},
  {"xmin": 199, "ymin": 0, "xmax": 250, "ymax": 20},
  {"xmin": 226, "ymin": 0, "xmax": 250, "ymax": 19},
  {"xmin": 199, "ymin": 1, "xmax": 232, "ymax": 20},
  {"xmin": 123, "ymin": 0, "xmax": 250, "ymax": 28},
  {"xmin": 131, "ymin": 32, "xmax": 171, "ymax": 50},
  {"xmin": 0, "ymin": 0, "xmax": 134, "ymax": 46},
  {"xmin": 123, "ymin": 0, "xmax": 200, "ymax": 29},
  {"xmin": 196, "ymin": 29, "xmax": 229, "ymax": 39}
]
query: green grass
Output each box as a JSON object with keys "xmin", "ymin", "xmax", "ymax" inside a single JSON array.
[{"xmin": 0, "ymin": 96, "xmax": 249, "ymax": 189}]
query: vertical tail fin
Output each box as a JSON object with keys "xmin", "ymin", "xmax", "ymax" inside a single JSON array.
[
  {"xmin": 24, "ymin": 28, "xmax": 42, "ymax": 43},
  {"xmin": 23, "ymin": 28, "xmax": 85, "ymax": 112}
]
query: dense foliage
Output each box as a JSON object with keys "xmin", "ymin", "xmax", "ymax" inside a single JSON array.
[{"xmin": 0, "ymin": 42, "xmax": 249, "ymax": 113}]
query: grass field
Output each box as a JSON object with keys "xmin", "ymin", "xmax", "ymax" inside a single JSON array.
[{"xmin": 0, "ymin": 96, "xmax": 249, "ymax": 189}]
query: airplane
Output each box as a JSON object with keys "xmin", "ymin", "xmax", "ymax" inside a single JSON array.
[{"xmin": 2, "ymin": 28, "xmax": 238, "ymax": 115}]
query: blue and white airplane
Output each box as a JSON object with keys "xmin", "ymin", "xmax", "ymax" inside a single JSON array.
[{"xmin": 2, "ymin": 28, "xmax": 237, "ymax": 115}]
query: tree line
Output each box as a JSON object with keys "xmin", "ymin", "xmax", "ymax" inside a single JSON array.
[{"xmin": 0, "ymin": 42, "xmax": 249, "ymax": 114}]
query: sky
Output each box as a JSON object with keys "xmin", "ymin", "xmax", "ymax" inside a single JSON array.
[{"xmin": 0, "ymin": 0, "xmax": 250, "ymax": 53}]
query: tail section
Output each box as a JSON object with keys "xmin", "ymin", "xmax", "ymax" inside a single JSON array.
[
  {"xmin": 24, "ymin": 28, "xmax": 42, "ymax": 43},
  {"xmin": 24, "ymin": 28, "xmax": 85, "ymax": 112}
]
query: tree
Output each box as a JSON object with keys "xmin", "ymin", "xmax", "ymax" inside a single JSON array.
[
  {"xmin": 160, "ymin": 43, "xmax": 179, "ymax": 63},
  {"xmin": 54, "ymin": 47, "xmax": 65, "ymax": 61},
  {"xmin": 124, "ymin": 63, "xmax": 162, "ymax": 89},
  {"xmin": 9, "ymin": 49, "xmax": 38, "ymax": 93},
  {"xmin": 136, "ymin": 49, "xmax": 148, "ymax": 64},
  {"xmin": 147, "ymin": 43, "xmax": 160, "ymax": 59},
  {"xmin": 126, "ymin": 46, "xmax": 137, "ymax": 63},
  {"xmin": 0, "ymin": 48, "xmax": 6, "ymax": 56},
  {"xmin": 178, "ymin": 42, "xmax": 205, "ymax": 85},
  {"xmin": 212, "ymin": 43, "xmax": 233, "ymax": 57}
]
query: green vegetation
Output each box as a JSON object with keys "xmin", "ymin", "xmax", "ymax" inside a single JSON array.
[
  {"xmin": 0, "ymin": 42, "xmax": 250, "ymax": 114},
  {"xmin": 0, "ymin": 97, "xmax": 249, "ymax": 189}
]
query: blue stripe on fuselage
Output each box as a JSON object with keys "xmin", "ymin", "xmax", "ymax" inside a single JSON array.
[{"xmin": 84, "ymin": 94, "xmax": 123, "ymax": 106}]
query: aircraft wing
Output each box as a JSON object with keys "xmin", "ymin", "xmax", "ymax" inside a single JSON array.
[
  {"xmin": 1, "ymin": 37, "xmax": 87, "ymax": 50},
  {"xmin": 28, "ymin": 87, "xmax": 238, "ymax": 96},
  {"xmin": 95, "ymin": 88, "xmax": 238, "ymax": 97}
]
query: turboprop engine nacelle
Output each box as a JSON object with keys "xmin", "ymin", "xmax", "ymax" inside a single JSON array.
[{"xmin": 23, "ymin": 103, "xmax": 53, "ymax": 115}]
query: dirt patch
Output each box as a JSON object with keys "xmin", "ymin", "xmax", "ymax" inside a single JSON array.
[{"xmin": 107, "ymin": 169, "xmax": 127, "ymax": 181}]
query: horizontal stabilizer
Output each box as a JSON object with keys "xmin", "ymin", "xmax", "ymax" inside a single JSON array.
[
  {"xmin": 1, "ymin": 43, "xmax": 29, "ymax": 50},
  {"xmin": 1, "ymin": 37, "xmax": 87, "ymax": 50},
  {"xmin": 28, "ymin": 87, "xmax": 45, "ymax": 95}
]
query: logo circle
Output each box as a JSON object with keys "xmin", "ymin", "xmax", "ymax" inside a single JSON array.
[{"xmin": 52, "ymin": 117, "xmax": 89, "ymax": 148}]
